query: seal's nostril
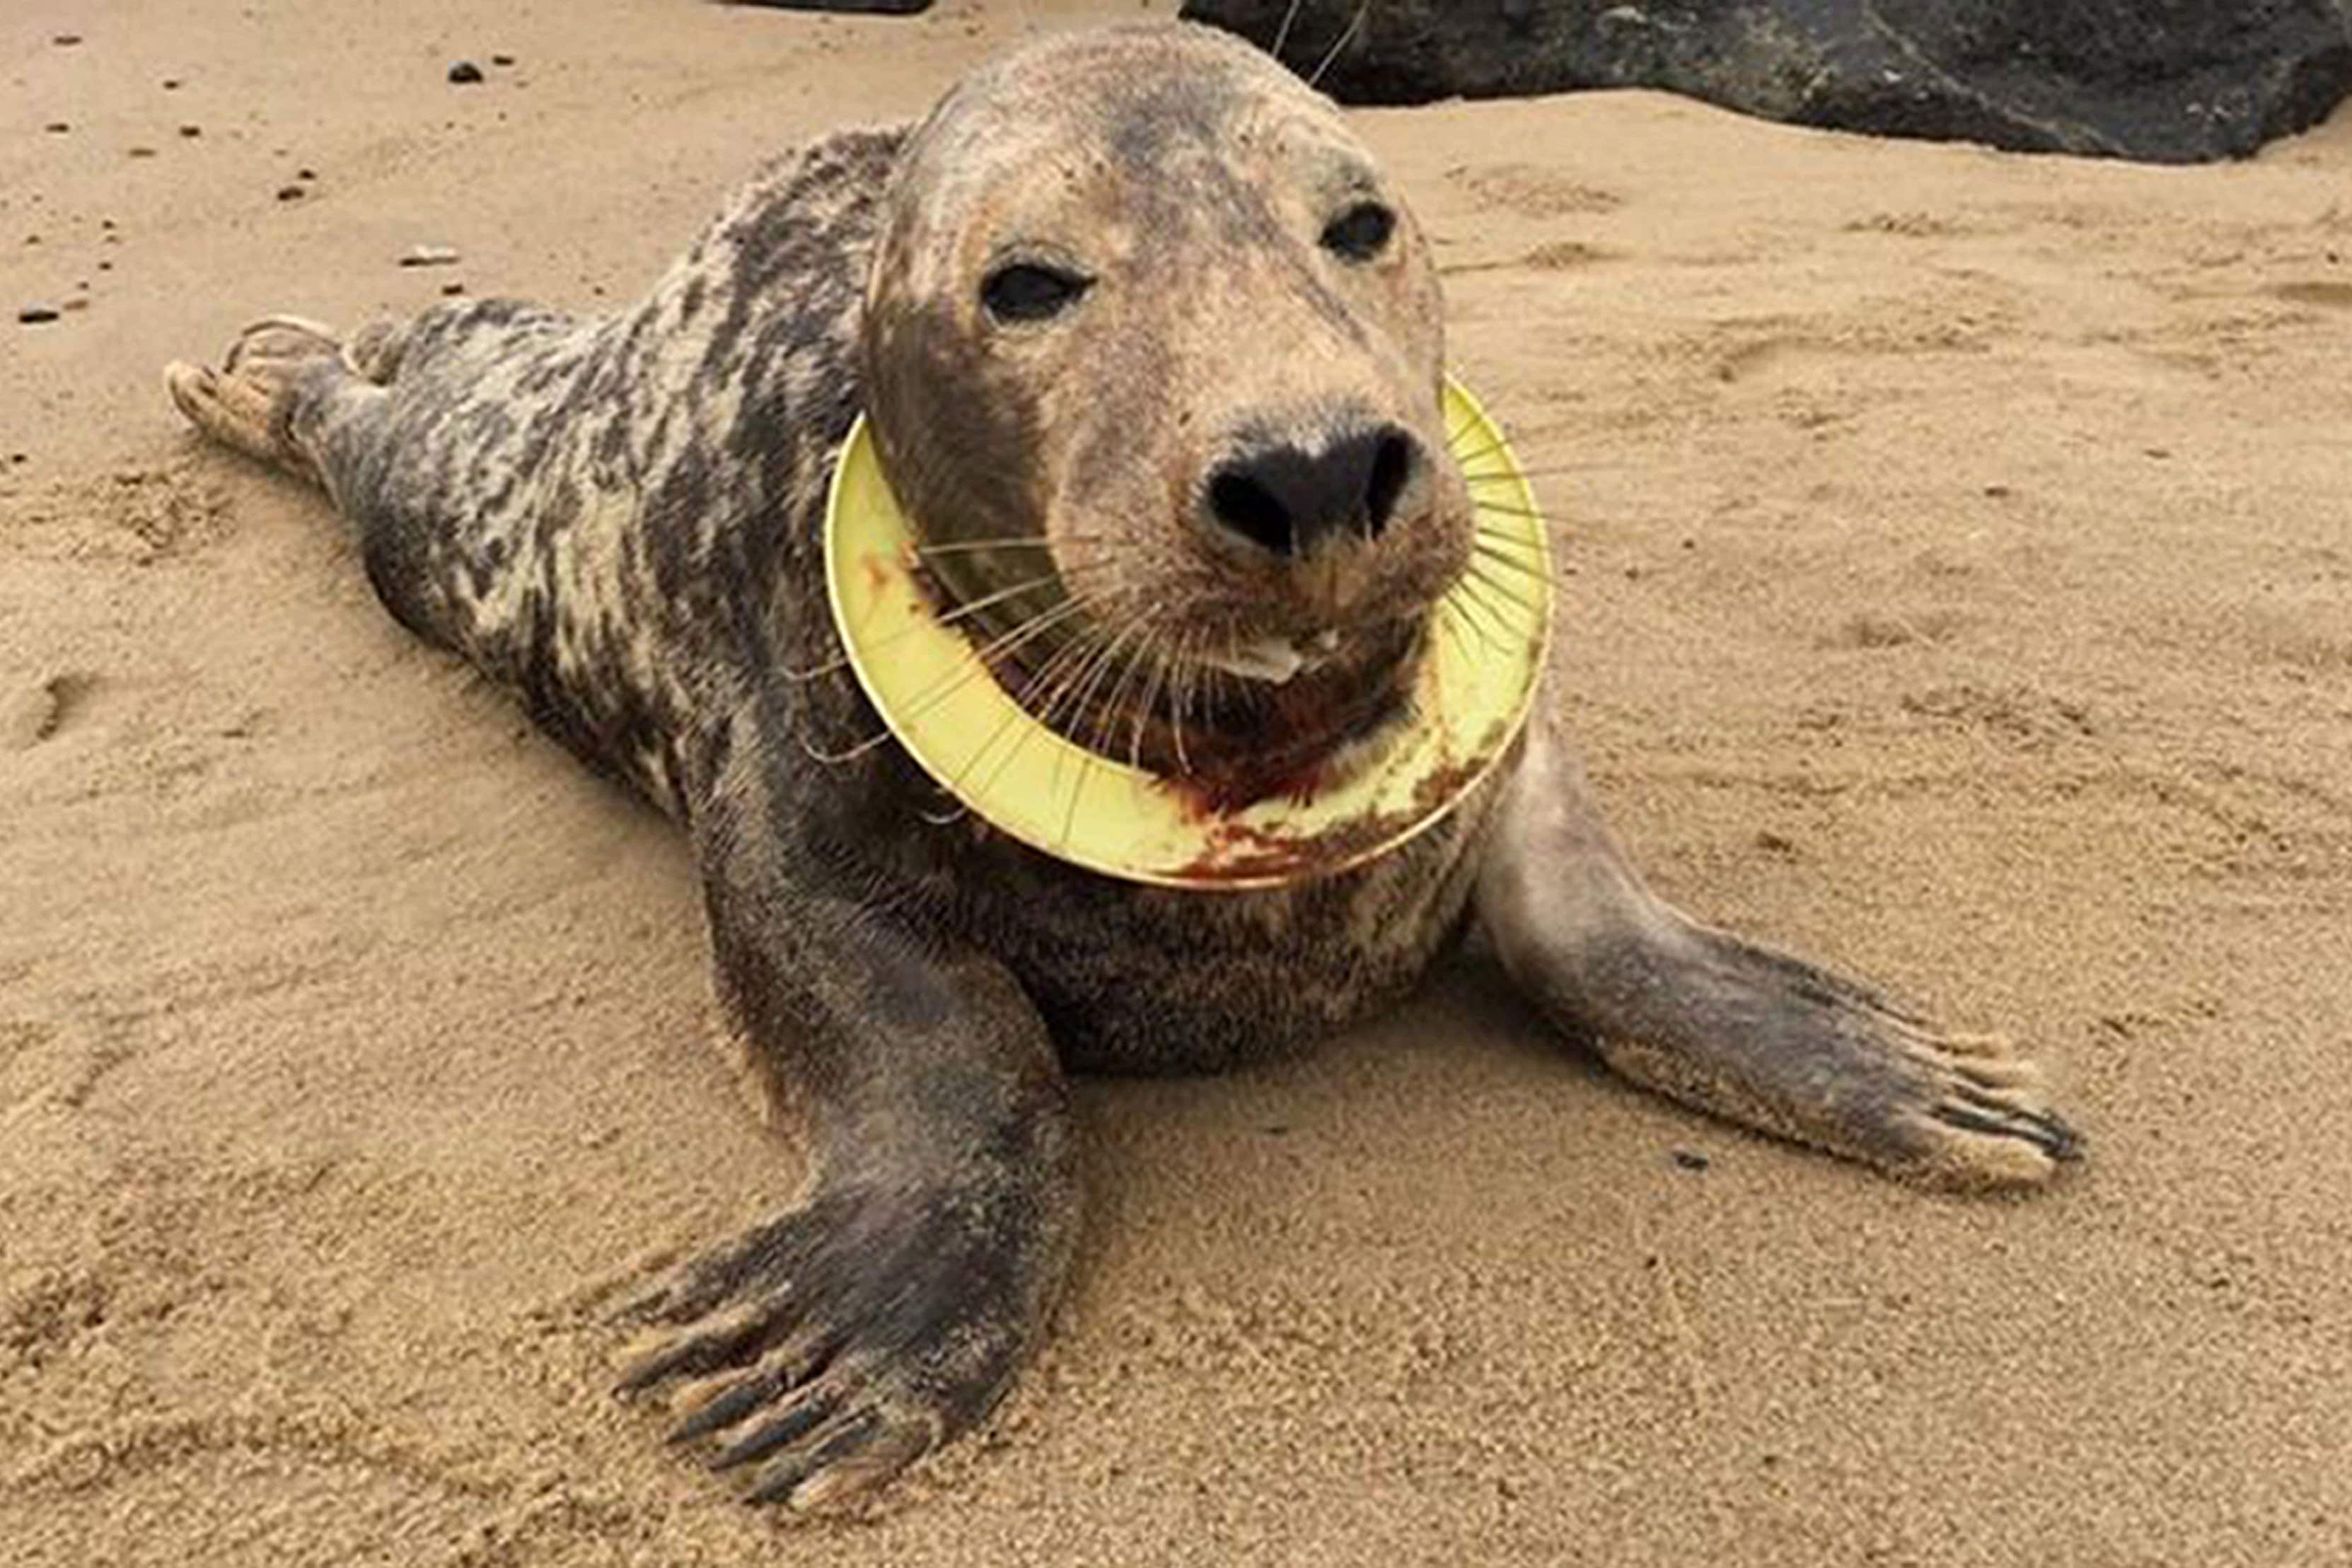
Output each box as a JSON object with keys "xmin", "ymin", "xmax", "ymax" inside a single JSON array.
[
  {"xmin": 1365, "ymin": 431, "xmax": 1413, "ymax": 539},
  {"xmin": 1207, "ymin": 424, "xmax": 1420, "ymax": 557},
  {"xmin": 1210, "ymin": 470, "xmax": 1294, "ymax": 554}
]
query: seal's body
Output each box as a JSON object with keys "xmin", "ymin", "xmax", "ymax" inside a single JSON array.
[
  {"xmin": 270, "ymin": 126, "xmax": 1478, "ymax": 1074},
  {"xmin": 167, "ymin": 22, "xmax": 2075, "ymax": 1511}
]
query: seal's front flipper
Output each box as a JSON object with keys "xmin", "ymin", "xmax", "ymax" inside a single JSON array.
[
  {"xmin": 618, "ymin": 733, "xmax": 1077, "ymax": 1509},
  {"xmin": 1477, "ymin": 713, "xmax": 2080, "ymax": 1190}
]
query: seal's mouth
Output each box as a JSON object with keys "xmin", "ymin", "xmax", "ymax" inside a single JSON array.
[
  {"xmin": 909, "ymin": 475, "xmax": 1468, "ymax": 806},
  {"xmin": 1159, "ymin": 615, "xmax": 1429, "ymax": 807},
  {"xmin": 1203, "ymin": 628, "xmax": 1342, "ymax": 685}
]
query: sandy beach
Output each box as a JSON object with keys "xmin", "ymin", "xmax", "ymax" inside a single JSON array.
[{"xmin": 5, "ymin": 2, "xmax": 2350, "ymax": 1563}]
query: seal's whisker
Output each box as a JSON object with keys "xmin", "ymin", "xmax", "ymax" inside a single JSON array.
[
  {"xmin": 913, "ymin": 538, "xmax": 1056, "ymax": 557},
  {"xmin": 913, "ymin": 531, "xmax": 1120, "ymax": 557},
  {"xmin": 1270, "ymin": 0, "xmax": 1306, "ymax": 67},
  {"xmin": 1435, "ymin": 598, "xmax": 1475, "ymax": 665},
  {"xmin": 784, "ymin": 567, "xmax": 1079, "ymax": 680},
  {"xmin": 802, "ymin": 600, "xmax": 1088, "ymax": 767},
  {"xmin": 1048, "ymin": 611, "xmax": 1156, "ymax": 843},
  {"xmin": 944, "ymin": 639, "xmax": 1078, "ymax": 796},
  {"xmin": 1307, "ymin": 0, "xmax": 1372, "ymax": 91},
  {"xmin": 954, "ymin": 603, "xmax": 1117, "ymax": 803},
  {"xmin": 1464, "ymin": 562, "xmax": 1545, "ymax": 618},
  {"xmin": 1471, "ymin": 530, "xmax": 1550, "ymax": 564},
  {"xmin": 963, "ymin": 613, "xmax": 1121, "ymax": 805},
  {"xmin": 1020, "ymin": 607, "xmax": 1118, "ymax": 713},
  {"xmin": 1442, "ymin": 591, "xmax": 1505, "ymax": 656},
  {"xmin": 1031, "ymin": 611, "xmax": 1125, "ymax": 734},
  {"xmin": 1060, "ymin": 749, "xmax": 1096, "ymax": 849},
  {"xmin": 1452, "ymin": 433, "xmax": 1574, "ymax": 472},
  {"xmin": 1476, "ymin": 464, "xmax": 1580, "ymax": 481},
  {"xmin": 1470, "ymin": 540, "xmax": 1568, "ymax": 595},
  {"xmin": 1463, "ymin": 464, "xmax": 1542, "ymax": 490},
  {"xmin": 1449, "ymin": 433, "xmax": 1507, "ymax": 468},
  {"xmin": 1471, "ymin": 535, "xmax": 1558, "ymax": 580},
  {"xmin": 1059, "ymin": 615, "xmax": 1159, "ymax": 842},
  {"xmin": 1439, "ymin": 598, "xmax": 1497, "ymax": 657},
  {"xmin": 1130, "ymin": 637, "xmax": 1175, "ymax": 769},
  {"xmin": 1091, "ymin": 612, "xmax": 1164, "ymax": 760},
  {"xmin": 1169, "ymin": 625, "xmax": 1203, "ymax": 775},
  {"xmin": 1030, "ymin": 612, "xmax": 1133, "ymax": 747},
  {"xmin": 1456, "ymin": 572, "xmax": 1541, "ymax": 643},
  {"xmin": 800, "ymin": 592, "xmax": 1094, "ymax": 764},
  {"xmin": 1063, "ymin": 610, "xmax": 1153, "ymax": 760}
]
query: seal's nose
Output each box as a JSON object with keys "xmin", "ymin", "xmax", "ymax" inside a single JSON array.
[{"xmin": 1206, "ymin": 425, "xmax": 1420, "ymax": 557}]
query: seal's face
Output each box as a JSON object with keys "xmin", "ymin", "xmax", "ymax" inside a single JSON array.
[{"xmin": 862, "ymin": 22, "xmax": 1471, "ymax": 803}]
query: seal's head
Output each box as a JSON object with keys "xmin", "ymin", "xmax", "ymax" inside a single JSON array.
[{"xmin": 861, "ymin": 21, "xmax": 1472, "ymax": 804}]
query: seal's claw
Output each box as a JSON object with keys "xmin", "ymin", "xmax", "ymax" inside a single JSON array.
[
  {"xmin": 616, "ymin": 1166, "xmax": 1065, "ymax": 1511},
  {"xmin": 668, "ymin": 1364, "xmax": 806, "ymax": 1445},
  {"xmin": 750, "ymin": 1409, "xmax": 930, "ymax": 1511},
  {"xmin": 1912, "ymin": 1073, "xmax": 2085, "ymax": 1185},
  {"xmin": 1935, "ymin": 1079, "xmax": 2082, "ymax": 1161},
  {"xmin": 709, "ymin": 1384, "xmax": 842, "ymax": 1470}
]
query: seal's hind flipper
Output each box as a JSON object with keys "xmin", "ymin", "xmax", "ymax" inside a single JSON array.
[{"xmin": 164, "ymin": 315, "xmax": 352, "ymax": 484}]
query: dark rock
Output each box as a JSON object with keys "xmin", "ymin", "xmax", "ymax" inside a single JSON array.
[
  {"xmin": 448, "ymin": 60, "xmax": 485, "ymax": 84},
  {"xmin": 276, "ymin": 184, "xmax": 307, "ymax": 202},
  {"xmin": 1181, "ymin": 0, "xmax": 2352, "ymax": 163},
  {"xmin": 53, "ymin": 34, "xmax": 82, "ymax": 47},
  {"xmin": 178, "ymin": 124, "xmax": 202, "ymax": 138},
  {"xmin": 1669, "ymin": 1148, "xmax": 1711, "ymax": 1171},
  {"xmin": 18, "ymin": 305, "xmax": 62, "ymax": 325},
  {"xmin": 491, "ymin": 53, "xmax": 517, "ymax": 66}
]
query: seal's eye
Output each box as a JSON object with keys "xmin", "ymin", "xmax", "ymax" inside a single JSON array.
[
  {"xmin": 981, "ymin": 264, "xmax": 1091, "ymax": 324},
  {"xmin": 1321, "ymin": 201, "xmax": 1396, "ymax": 263}
]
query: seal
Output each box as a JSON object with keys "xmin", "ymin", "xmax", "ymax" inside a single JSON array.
[{"xmin": 163, "ymin": 21, "xmax": 2078, "ymax": 1511}]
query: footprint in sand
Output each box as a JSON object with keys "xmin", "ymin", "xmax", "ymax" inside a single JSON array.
[{"xmin": 2, "ymin": 673, "xmax": 94, "ymax": 750}]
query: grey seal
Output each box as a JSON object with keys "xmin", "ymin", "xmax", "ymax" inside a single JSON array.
[{"xmin": 163, "ymin": 19, "xmax": 2076, "ymax": 1511}]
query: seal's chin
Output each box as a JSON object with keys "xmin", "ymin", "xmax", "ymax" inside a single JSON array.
[{"xmin": 1163, "ymin": 612, "xmax": 1430, "ymax": 809}]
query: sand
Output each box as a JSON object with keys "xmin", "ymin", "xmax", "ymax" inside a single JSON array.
[{"xmin": 5, "ymin": 2, "xmax": 2350, "ymax": 1564}]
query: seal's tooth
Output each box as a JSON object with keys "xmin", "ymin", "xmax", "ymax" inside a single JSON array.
[{"xmin": 1210, "ymin": 637, "xmax": 1307, "ymax": 684}]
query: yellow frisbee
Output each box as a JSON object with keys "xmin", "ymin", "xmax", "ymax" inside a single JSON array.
[{"xmin": 823, "ymin": 377, "xmax": 1552, "ymax": 890}]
